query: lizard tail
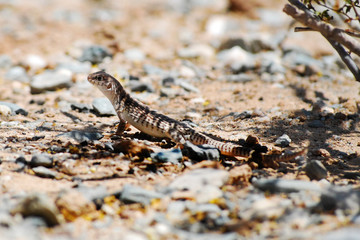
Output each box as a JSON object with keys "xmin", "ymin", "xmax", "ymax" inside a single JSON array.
[
  {"xmin": 220, "ymin": 146, "xmax": 253, "ymax": 157},
  {"xmin": 261, "ymin": 149, "xmax": 306, "ymax": 162}
]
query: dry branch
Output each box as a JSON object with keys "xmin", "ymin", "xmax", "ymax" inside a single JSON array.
[{"xmin": 283, "ymin": 0, "xmax": 360, "ymax": 82}]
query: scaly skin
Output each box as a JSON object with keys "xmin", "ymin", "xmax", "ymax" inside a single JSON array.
[{"xmin": 88, "ymin": 71, "xmax": 304, "ymax": 160}]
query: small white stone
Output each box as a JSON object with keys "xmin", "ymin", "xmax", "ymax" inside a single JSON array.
[
  {"xmin": 24, "ymin": 54, "xmax": 47, "ymax": 71},
  {"xmin": 0, "ymin": 105, "xmax": 11, "ymax": 116}
]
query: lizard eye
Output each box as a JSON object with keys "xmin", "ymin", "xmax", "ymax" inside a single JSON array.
[{"xmin": 96, "ymin": 76, "xmax": 102, "ymax": 81}]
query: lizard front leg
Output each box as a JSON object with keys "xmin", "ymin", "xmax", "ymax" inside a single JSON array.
[{"xmin": 115, "ymin": 118, "xmax": 130, "ymax": 136}]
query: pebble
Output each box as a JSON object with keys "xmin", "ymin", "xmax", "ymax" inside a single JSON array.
[
  {"xmin": 220, "ymin": 34, "xmax": 275, "ymax": 54},
  {"xmin": 4, "ymin": 66, "xmax": 30, "ymax": 82},
  {"xmin": 70, "ymin": 102, "xmax": 93, "ymax": 113},
  {"xmin": 241, "ymin": 196, "xmax": 292, "ymax": 221},
  {"xmin": 0, "ymin": 101, "xmax": 28, "ymax": 116},
  {"xmin": 176, "ymin": 80, "xmax": 199, "ymax": 93},
  {"xmin": 11, "ymin": 194, "xmax": 60, "ymax": 227},
  {"xmin": 92, "ymin": 97, "xmax": 117, "ymax": 116},
  {"xmin": 184, "ymin": 112, "xmax": 202, "ymax": 119},
  {"xmin": 319, "ymin": 186, "xmax": 360, "ymax": 215},
  {"xmin": 15, "ymin": 156, "xmax": 27, "ymax": 165},
  {"xmin": 120, "ymin": 184, "xmax": 164, "ymax": 206},
  {"xmin": 143, "ymin": 64, "xmax": 166, "ymax": 76},
  {"xmin": 228, "ymin": 164, "xmax": 252, "ymax": 184},
  {"xmin": 259, "ymin": 52, "xmax": 286, "ymax": 74},
  {"xmin": 308, "ymin": 120, "xmax": 325, "ymax": 128},
  {"xmin": 181, "ymin": 141, "xmax": 220, "ymax": 161},
  {"xmin": 76, "ymin": 184, "xmax": 108, "ymax": 202},
  {"xmin": 169, "ymin": 168, "xmax": 229, "ymax": 203},
  {"xmin": 217, "ymin": 46, "xmax": 256, "ymax": 73},
  {"xmin": 57, "ymin": 130, "xmax": 103, "ymax": 142},
  {"xmin": 170, "ymin": 168, "xmax": 229, "ymax": 191},
  {"xmin": 160, "ymin": 87, "xmax": 182, "ymax": 98},
  {"xmin": 305, "ymin": 160, "xmax": 328, "ymax": 180},
  {"xmin": 57, "ymin": 61, "xmax": 91, "ymax": 74},
  {"xmin": 124, "ymin": 48, "xmax": 145, "ymax": 62},
  {"xmin": 283, "ymin": 48, "xmax": 324, "ymax": 70},
  {"xmin": 162, "ymin": 77, "xmax": 176, "ymax": 87},
  {"xmin": 150, "ymin": 148, "xmax": 183, "ymax": 164},
  {"xmin": 55, "ymin": 189, "xmax": 97, "ymax": 220},
  {"xmin": 323, "ymin": 227, "xmax": 360, "ymax": 240},
  {"xmin": 128, "ymin": 81, "xmax": 155, "ymax": 93},
  {"xmin": 258, "ymin": 9, "xmax": 289, "ymax": 27},
  {"xmin": 177, "ymin": 44, "xmax": 214, "ymax": 59},
  {"xmin": 30, "ymin": 70, "xmax": 73, "ymax": 94},
  {"xmin": 79, "ymin": 45, "xmax": 112, "ymax": 64},
  {"xmin": 275, "ymin": 134, "xmax": 291, "ymax": 147},
  {"xmin": 0, "ymin": 105, "xmax": 11, "ymax": 116},
  {"xmin": 30, "ymin": 154, "xmax": 53, "ymax": 168},
  {"xmin": 23, "ymin": 54, "xmax": 47, "ymax": 71},
  {"xmin": 32, "ymin": 166, "xmax": 57, "ymax": 179},
  {"xmin": 253, "ymin": 178, "xmax": 322, "ymax": 193},
  {"xmin": 178, "ymin": 65, "xmax": 196, "ymax": 78},
  {"xmin": 0, "ymin": 54, "xmax": 12, "ymax": 68},
  {"xmin": 205, "ymin": 15, "xmax": 229, "ymax": 36},
  {"xmin": 233, "ymin": 110, "xmax": 253, "ymax": 120},
  {"xmin": 220, "ymin": 74, "xmax": 253, "ymax": 83}
]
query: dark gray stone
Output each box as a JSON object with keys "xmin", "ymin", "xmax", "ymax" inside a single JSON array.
[
  {"xmin": 79, "ymin": 45, "xmax": 112, "ymax": 64},
  {"xmin": 32, "ymin": 166, "xmax": 57, "ymax": 179},
  {"xmin": 162, "ymin": 76, "xmax": 176, "ymax": 87},
  {"xmin": 92, "ymin": 97, "xmax": 116, "ymax": 116},
  {"xmin": 305, "ymin": 160, "xmax": 328, "ymax": 180},
  {"xmin": 30, "ymin": 154, "xmax": 53, "ymax": 168},
  {"xmin": 15, "ymin": 156, "xmax": 27, "ymax": 165},
  {"xmin": 308, "ymin": 120, "xmax": 325, "ymax": 128},
  {"xmin": 57, "ymin": 131, "xmax": 103, "ymax": 142},
  {"xmin": 71, "ymin": 103, "xmax": 93, "ymax": 113},
  {"xmin": 128, "ymin": 81, "xmax": 155, "ymax": 93},
  {"xmin": 120, "ymin": 184, "xmax": 164, "ymax": 205},
  {"xmin": 233, "ymin": 110, "xmax": 253, "ymax": 120},
  {"xmin": 0, "ymin": 101, "xmax": 28, "ymax": 116},
  {"xmin": 30, "ymin": 70, "xmax": 73, "ymax": 94},
  {"xmin": 275, "ymin": 134, "xmax": 291, "ymax": 147},
  {"xmin": 151, "ymin": 148, "xmax": 183, "ymax": 164},
  {"xmin": 182, "ymin": 141, "xmax": 220, "ymax": 161},
  {"xmin": 319, "ymin": 186, "xmax": 360, "ymax": 215}
]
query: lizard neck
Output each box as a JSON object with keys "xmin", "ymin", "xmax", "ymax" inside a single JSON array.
[{"xmin": 100, "ymin": 76, "xmax": 126, "ymax": 107}]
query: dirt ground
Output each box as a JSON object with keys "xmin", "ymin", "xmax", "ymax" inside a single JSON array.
[{"xmin": 1, "ymin": 0, "xmax": 360, "ymax": 239}]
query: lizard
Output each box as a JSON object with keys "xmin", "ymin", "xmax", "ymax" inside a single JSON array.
[{"xmin": 87, "ymin": 71, "xmax": 305, "ymax": 161}]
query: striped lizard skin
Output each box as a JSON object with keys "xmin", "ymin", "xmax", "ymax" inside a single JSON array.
[{"xmin": 88, "ymin": 71, "xmax": 305, "ymax": 161}]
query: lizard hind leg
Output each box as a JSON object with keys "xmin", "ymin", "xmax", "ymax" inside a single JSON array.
[{"xmin": 168, "ymin": 128, "xmax": 186, "ymax": 145}]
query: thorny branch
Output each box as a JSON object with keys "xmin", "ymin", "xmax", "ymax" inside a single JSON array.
[{"xmin": 283, "ymin": 0, "xmax": 360, "ymax": 82}]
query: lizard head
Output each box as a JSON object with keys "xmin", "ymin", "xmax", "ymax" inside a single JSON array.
[{"xmin": 88, "ymin": 71, "xmax": 121, "ymax": 102}]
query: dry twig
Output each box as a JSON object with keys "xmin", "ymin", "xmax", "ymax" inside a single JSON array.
[{"xmin": 283, "ymin": 0, "xmax": 360, "ymax": 81}]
